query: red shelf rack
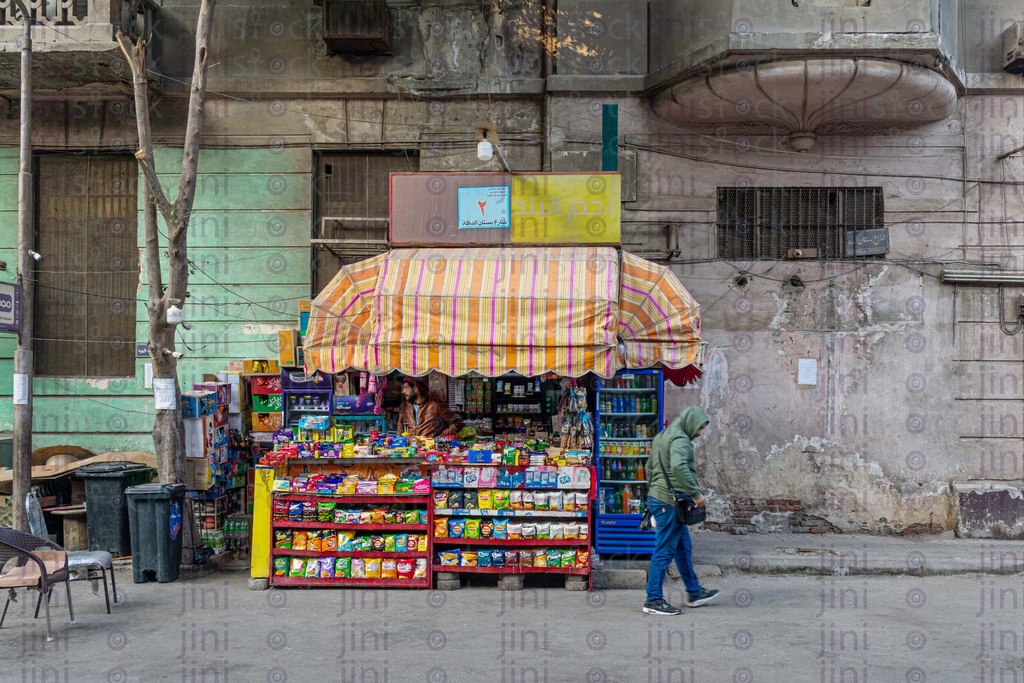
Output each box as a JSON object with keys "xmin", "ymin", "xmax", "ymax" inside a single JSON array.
[
  {"xmin": 272, "ymin": 521, "xmax": 425, "ymax": 532},
  {"xmin": 432, "ymin": 564, "xmax": 588, "ymax": 575},
  {"xmin": 272, "ymin": 549, "xmax": 429, "ymax": 559}
]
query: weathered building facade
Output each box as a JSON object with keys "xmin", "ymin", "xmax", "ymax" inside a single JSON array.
[{"xmin": 1, "ymin": 0, "xmax": 1022, "ymax": 535}]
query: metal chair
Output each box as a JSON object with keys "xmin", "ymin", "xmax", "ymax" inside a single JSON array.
[
  {"xmin": 26, "ymin": 492, "xmax": 118, "ymax": 614},
  {"xmin": 0, "ymin": 527, "xmax": 75, "ymax": 642}
]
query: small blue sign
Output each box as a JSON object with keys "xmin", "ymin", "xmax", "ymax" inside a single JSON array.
[{"xmin": 457, "ymin": 185, "xmax": 511, "ymax": 230}]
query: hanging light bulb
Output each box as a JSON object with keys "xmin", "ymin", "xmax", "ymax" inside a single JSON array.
[{"xmin": 477, "ymin": 136, "xmax": 493, "ymax": 161}]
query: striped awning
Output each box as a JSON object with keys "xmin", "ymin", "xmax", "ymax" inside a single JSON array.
[{"xmin": 303, "ymin": 246, "xmax": 705, "ymax": 381}]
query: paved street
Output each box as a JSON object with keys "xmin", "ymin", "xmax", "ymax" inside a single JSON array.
[{"xmin": 0, "ymin": 560, "xmax": 1016, "ymax": 683}]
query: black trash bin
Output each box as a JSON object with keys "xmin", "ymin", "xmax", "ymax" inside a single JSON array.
[
  {"xmin": 125, "ymin": 483, "xmax": 187, "ymax": 583},
  {"xmin": 75, "ymin": 462, "xmax": 154, "ymax": 556}
]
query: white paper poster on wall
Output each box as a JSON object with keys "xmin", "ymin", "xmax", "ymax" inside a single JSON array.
[
  {"xmin": 153, "ymin": 378, "xmax": 177, "ymax": 410},
  {"xmin": 797, "ymin": 359, "xmax": 818, "ymax": 386},
  {"xmin": 144, "ymin": 363, "xmax": 154, "ymax": 389}
]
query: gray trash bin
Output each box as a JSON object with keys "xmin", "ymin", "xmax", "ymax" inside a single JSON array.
[
  {"xmin": 125, "ymin": 483, "xmax": 187, "ymax": 583},
  {"xmin": 75, "ymin": 463, "xmax": 154, "ymax": 556}
]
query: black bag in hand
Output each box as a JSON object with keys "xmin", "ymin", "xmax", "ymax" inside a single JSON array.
[{"xmin": 656, "ymin": 447, "xmax": 706, "ymax": 526}]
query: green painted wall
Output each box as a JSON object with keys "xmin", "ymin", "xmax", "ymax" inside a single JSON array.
[{"xmin": 0, "ymin": 146, "xmax": 312, "ymax": 453}]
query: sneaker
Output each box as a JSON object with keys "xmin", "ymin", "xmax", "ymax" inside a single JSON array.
[
  {"xmin": 686, "ymin": 589, "xmax": 720, "ymax": 608},
  {"xmin": 643, "ymin": 599, "xmax": 682, "ymax": 616}
]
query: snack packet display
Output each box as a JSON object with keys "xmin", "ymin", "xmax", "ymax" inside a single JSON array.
[
  {"xmin": 384, "ymin": 535, "xmax": 397, "ymax": 553},
  {"xmin": 370, "ymin": 509, "xmax": 386, "ymax": 525},
  {"xmin": 480, "ymin": 519, "xmax": 494, "ymax": 538},
  {"xmin": 461, "ymin": 551, "xmax": 479, "ymax": 567},
  {"xmin": 274, "ymin": 530, "xmax": 292, "ymax": 549},
  {"xmin": 273, "ymin": 500, "xmax": 289, "ymax": 518},
  {"xmin": 307, "ymin": 531, "xmax": 322, "ymax": 552},
  {"xmin": 396, "ymin": 534, "xmax": 409, "ymax": 552},
  {"xmin": 318, "ymin": 501, "xmax": 336, "ymax": 522},
  {"xmin": 548, "ymin": 492, "xmax": 562, "ymax": 510},
  {"xmin": 303, "ymin": 505, "xmax": 317, "ymax": 523},
  {"xmin": 536, "ymin": 522, "xmax": 551, "ymax": 540},
  {"xmin": 562, "ymin": 551, "xmax": 576, "ymax": 568},
  {"xmin": 494, "ymin": 519, "xmax": 509, "ymax": 539},
  {"xmin": 319, "ymin": 557, "xmax": 335, "ymax": 578},
  {"xmin": 396, "ymin": 559, "xmax": 414, "ymax": 580},
  {"xmin": 522, "ymin": 492, "xmax": 535, "ymax": 510},
  {"xmin": 494, "ymin": 490, "xmax": 511, "ymax": 510},
  {"xmin": 323, "ymin": 533, "xmax": 338, "ymax": 551},
  {"xmin": 463, "ymin": 491, "xmax": 478, "ymax": 510},
  {"xmin": 404, "ymin": 510, "xmax": 420, "ymax": 525},
  {"xmin": 505, "ymin": 550, "xmax": 519, "ymax": 567},
  {"xmin": 335, "ymin": 557, "xmax": 352, "ymax": 578},
  {"xmin": 522, "ymin": 523, "xmax": 537, "ymax": 539},
  {"xmin": 381, "ymin": 559, "xmax": 397, "ymax": 579},
  {"xmin": 304, "ymin": 558, "xmax": 319, "ymax": 578},
  {"xmin": 440, "ymin": 550, "xmax": 461, "ymax": 567},
  {"xmin": 414, "ymin": 558, "xmax": 428, "ymax": 579},
  {"xmin": 289, "ymin": 558, "xmax": 305, "ymax": 577},
  {"xmin": 435, "ymin": 518, "xmax": 449, "ymax": 538},
  {"xmin": 351, "ymin": 559, "xmax": 365, "ymax": 578},
  {"xmin": 365, "ymin": 558, "xmax": 382, "ymax": 579},
  {"xmin": 564, "ymin": 524, "xmax": 579, "ymax": 540},
  {"xmin": 547, "ymin": 549, "xmax": 562, "ymax": 568},
  {"xmin": 288, "ymin": 502, "xmax": 303, "ymax": 521},
  {"xmin": 371, "ymin": 535, "xmax": 385, "ymax": 552},
  {"xmin": 418, "ymin": 535, "xmax": 428, "ymax": 552},
  {"xmin": 273, "ymin": 558, "xmax": 288, "ymax": 576},
  {"xmin": 478, "ymin": 490, "xmax": 494, "ymax": 509},
  {"xmin": 510, "ymin": 491, "xmax": 523, "ymax": 510},
  {"xmin": 449, "ymin": 519, "xmax": 466, "ymax": 538},
  {"xmin": 478, "ymin": 551, "xmax": 493, "ymax": 567},
  {"xmin": 492, "ymin": 549, "xmax": 505, "ymax": 567},
  {"xmin": 576, "ymin": 492, "xmax": 589, "ymax": 510},
  {"xmin": 533, "ymin": 550, "xmax": 548, "ymax": 568},
  {"xmin": 292, "ymin": 531, "xmax": 308, "ymax": 551},
  {"xmin": 519, "ymin": 550, "xmax": 535, "ymax": 567},
  {"xmin": 534, "ymin": 492, "xmax": 549, "ymax": 511},
  {"xmin": 465, "ymin": 519, "xmax": 481, "ymax": 539},
  {"xmin": 508, "ymin": 523, "xmax": 523, "ymax": 540},
  {"xmin": 550, "ymin": 524, "xmax": 564, "ymax": 540},
  {"xmin": 434, "ymin": 491, "xmax": 449, "ymax": 508},
  {"xmin": 576, "ymin": 551, "xmax": 590, "ymax": 569}
]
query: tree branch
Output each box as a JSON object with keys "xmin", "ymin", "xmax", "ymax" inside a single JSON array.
[
  {"xmin": 115, "ymin": 30, "xmax": 174, "ymax": 222},
  {"xmin": 172, "ymin": 0, "xmax": 217, "ymax": 240}
]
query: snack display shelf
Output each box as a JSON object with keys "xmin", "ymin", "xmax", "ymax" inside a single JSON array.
[
  {"xmin": 433, "ymin": 538, "xmax": 585, "ymax": 547},
  {"xmin": 286, "ymin": 457, "xmax": 425, "ymax": 464},
  {"xmin": 433, "ymin": 509, "xmax": 588, "ymax": 518},
  {"xmin": 432, "ymin": 565, "xmax": 589, "ymax": 575},
  {"xmin": 272, "ymin": 576, "xmax": 431, "ymax": 588},
  {"xmin": 271, "ymin": 549, "xmax": 430, "ymax": 559},
  {"xmin": 274, "ymin": 493, "xmax": 429, "ymax": 504},
  {"xmin": 273, "ymin": 521, "xmax": 425, "ymax": 532}
]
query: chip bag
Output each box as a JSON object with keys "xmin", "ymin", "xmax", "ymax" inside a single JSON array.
[
  {"xmin": 414, "ymin": 558, "xmax": 428, "ymax": 579},
  {"xmin": 465, "ymin": 519, "xmax": 481, "ymax": 539},
  {"xmin": 461, "ymin": 551, "xmax": 478, "ymax": 567},
  {"xmin": 562, "ymin": 551, "xmax": 577, "ymax": 568},
  {"xmin": 404, "ymin": 510, "xmax": 420, "ymax": 525},
  {"xmin": 384, "ymin": 535, "xmax": 397, "ymax": 553},
  {"xmin": 534, "ymin": 492, "xmax": 549, "ymax": 511},
  {"xmin": 396, "ymin": 534, "xmax": 409, "ymax": 552},
  {"xmin": 550, "ymin": 523, "xmax": 564, "ymax": 540},
  {"xmin": 533, "ymin": 550, "xmax": 547, "ymax": 568},
  {"xmin": 480, "ymin": 519, "xmax": 494, "ymax": 539},
  {"xmin": 478, "ymin": 551, "xmax": 493, "ymax": 567},
  {"xmin": 289, "ymin": 558, "xmax": 305, "ymax": 578},
  {"xmin": 435, "ymin": 517, "xmax": 449, "ymax": 538},
  {"xmin": 274, "ymin": 530, "xmax": 292, "ymax": 549},
  {"xmin": 381, "ymin": 559, "xmax": 397, "ymax": 579},
  {"xmin": 417, "ymin": 535, "xmax": 428, "ymax": 552},
  {"xmin": 522, "ymin": 492, "xmax": 535, "ymax": 510},
  {"xmin": 440, "ymin": 550, "xmax": 460, "ymax": 567},
  {"xmin": 505, "ymin": 550, "xmax": 519, "ymax": 567},
  {"xmin": 292, "ymin": 531, "xmax": 308, "ymax": 551},
  {"xmin": 319, "ymin": 557, "xmax": 335, "ymax": 578},
  {"xmin": 273, "ymin": 557, "xmax": 288, "ymax": 576},
  {"xmin": 493, "ymin": 519, "xmax": 509, "ymax": 540},
  {"xmin": 304, "ymin": 558, "xmax": 319, "ymax": 578},
  {"xmin": 365, "ymin": 558, "xmax": 381, "ymax": 579},
  {"xmin": 492, "ymin": 549, "xmax": 505, "ymax": 567},
  {"xmin": 371, "ymin": 535, "xmax": 385, "ymax": 552},
  {"xmin": 519, "ymin": 550, "xmax": 535, "ymax": 567},
  {"xmin": 536, "ymin": 522, "xmax": 551, "ymax": 540},
  {"xmin": 494, "ymin": 490, "xmax": 511, "ymax": 510},
  {"xmin": 508, "ymin": 523, "xmax": 523, "ymax": 540},
  {"xmin": 335, "ymin": 557, "xmax": 352, "ymax": 578},
  {"xmin": 397, "ymin": 558, "xmax": 414, "ymax": 580},
  {"xmin": 434, "ymin": 491, "xmax": 450, "ymax": 508},
  {"xmin": 351, "ymin": 558, "xmax": 365, "ymax": 578},
  {"xmin": 478, "ymin": 490, "xmax": 494, "ymax": 509},
  {"xmin": 522, "ymin": 523, "xmax": 536, "ymax": 539},
  {"xmin": 307, "ymin": 531, "xmax": 322, "ymax": 552},
  {"xmin": 463, "ymin": 491, "xmax": 478, "ymax": 510},
  {"xmin": 510, "ymin": 491, "xmax": 523, "ymax": 510},
  {"xmin": 576, "ymin": 551, "xmax": 590, "ymax": 569},
  {"xmin": 548, "ymin": 492, "xmax": 563, "ymax": 510},
  {"xmin": 323, "ymin": 533, "xmax": 338, "ymax": 552},
  {"xmin": 318, "ymin": 501, "xmax": 336, "ymax": 523},
  {"xmin": 449, "ymin": 519, "xmax": 466, "ymax": 538},
  {"xmin": 547, "ymin": 549, "xmax": 563, "ymax": 568}
]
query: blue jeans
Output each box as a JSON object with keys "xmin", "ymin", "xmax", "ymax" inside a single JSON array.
[{"xmin": 645, "ymin": 495, "xmax": 702, "ymax": 602}]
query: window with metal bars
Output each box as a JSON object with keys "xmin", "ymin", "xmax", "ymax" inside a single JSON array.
[
  {"xmin": 716, "ymin": 187, "xmax": 885, "ymax": 259},
  {"xmin": 312, "ymin": 152, "xmax": 417, "ymax": 294},
  {"xmin": 34, "ymin": 154, "xmax": 139, "ymax": 377}
]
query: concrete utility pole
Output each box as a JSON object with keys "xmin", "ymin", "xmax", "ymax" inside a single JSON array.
[{"xmin": 12, "ymin": 0, "xmax": 33, "ymax": 532}]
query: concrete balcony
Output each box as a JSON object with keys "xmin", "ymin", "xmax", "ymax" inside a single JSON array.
[
  {"xmin": 0, "ymin": 0, "xmax": 154, "ymax": 91},
  {"xmin": 646, "ymin": 0, "xmax": 965, "ymax": 151}
]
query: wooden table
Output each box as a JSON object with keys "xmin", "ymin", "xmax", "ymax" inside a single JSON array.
[{"xmin": 46, "ymin": 505, "xmax": 88, "ymax": 551}]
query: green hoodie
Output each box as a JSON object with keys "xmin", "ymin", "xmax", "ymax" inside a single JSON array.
[{"xmin": 646, "ymin": 406, "xmax": 709, "ymax": 502}]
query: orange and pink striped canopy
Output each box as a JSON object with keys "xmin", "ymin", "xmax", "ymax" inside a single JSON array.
[{"xmin": 302, "ymin": 246, "xmax": 705, "ymax": 382}]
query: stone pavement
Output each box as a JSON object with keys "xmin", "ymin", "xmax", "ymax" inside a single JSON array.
[{"xmin": 594, "ymin": 530, "xmax": 1017, "ymax": 589}]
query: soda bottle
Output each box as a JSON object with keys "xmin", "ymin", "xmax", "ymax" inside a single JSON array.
[
  {"xmin": 614, "ymin": 488, "xmax": 623, "ymax": 513},
  {"xmin": 599, "ymin": 489, "xmax": 607, "ymax": 514},
  {"xmin": 622, "ymin": 485, "xmax": 632, "ymax": 514},
  {"xmin": 636, "ymin": 459, "xmax": 645, "ymax": 481}
]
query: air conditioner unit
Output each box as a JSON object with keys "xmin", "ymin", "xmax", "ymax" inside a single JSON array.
[
  {"xmin": 1004, "ymin": 21, "xmax": 1024, "ymax": 75},
  {"xmin": 323, "ymin": 0, "xmax": 393, "ymax": 55}
]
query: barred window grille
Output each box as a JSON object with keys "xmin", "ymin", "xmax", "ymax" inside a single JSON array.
[{"xmin": 716, "ymin": 187, "xmax": 884, "ymax": 259}]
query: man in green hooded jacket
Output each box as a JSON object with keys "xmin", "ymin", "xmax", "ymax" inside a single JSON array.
[{"xmin": 643, "ymin": 406, "xmax": 720, "ymax": 615}]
